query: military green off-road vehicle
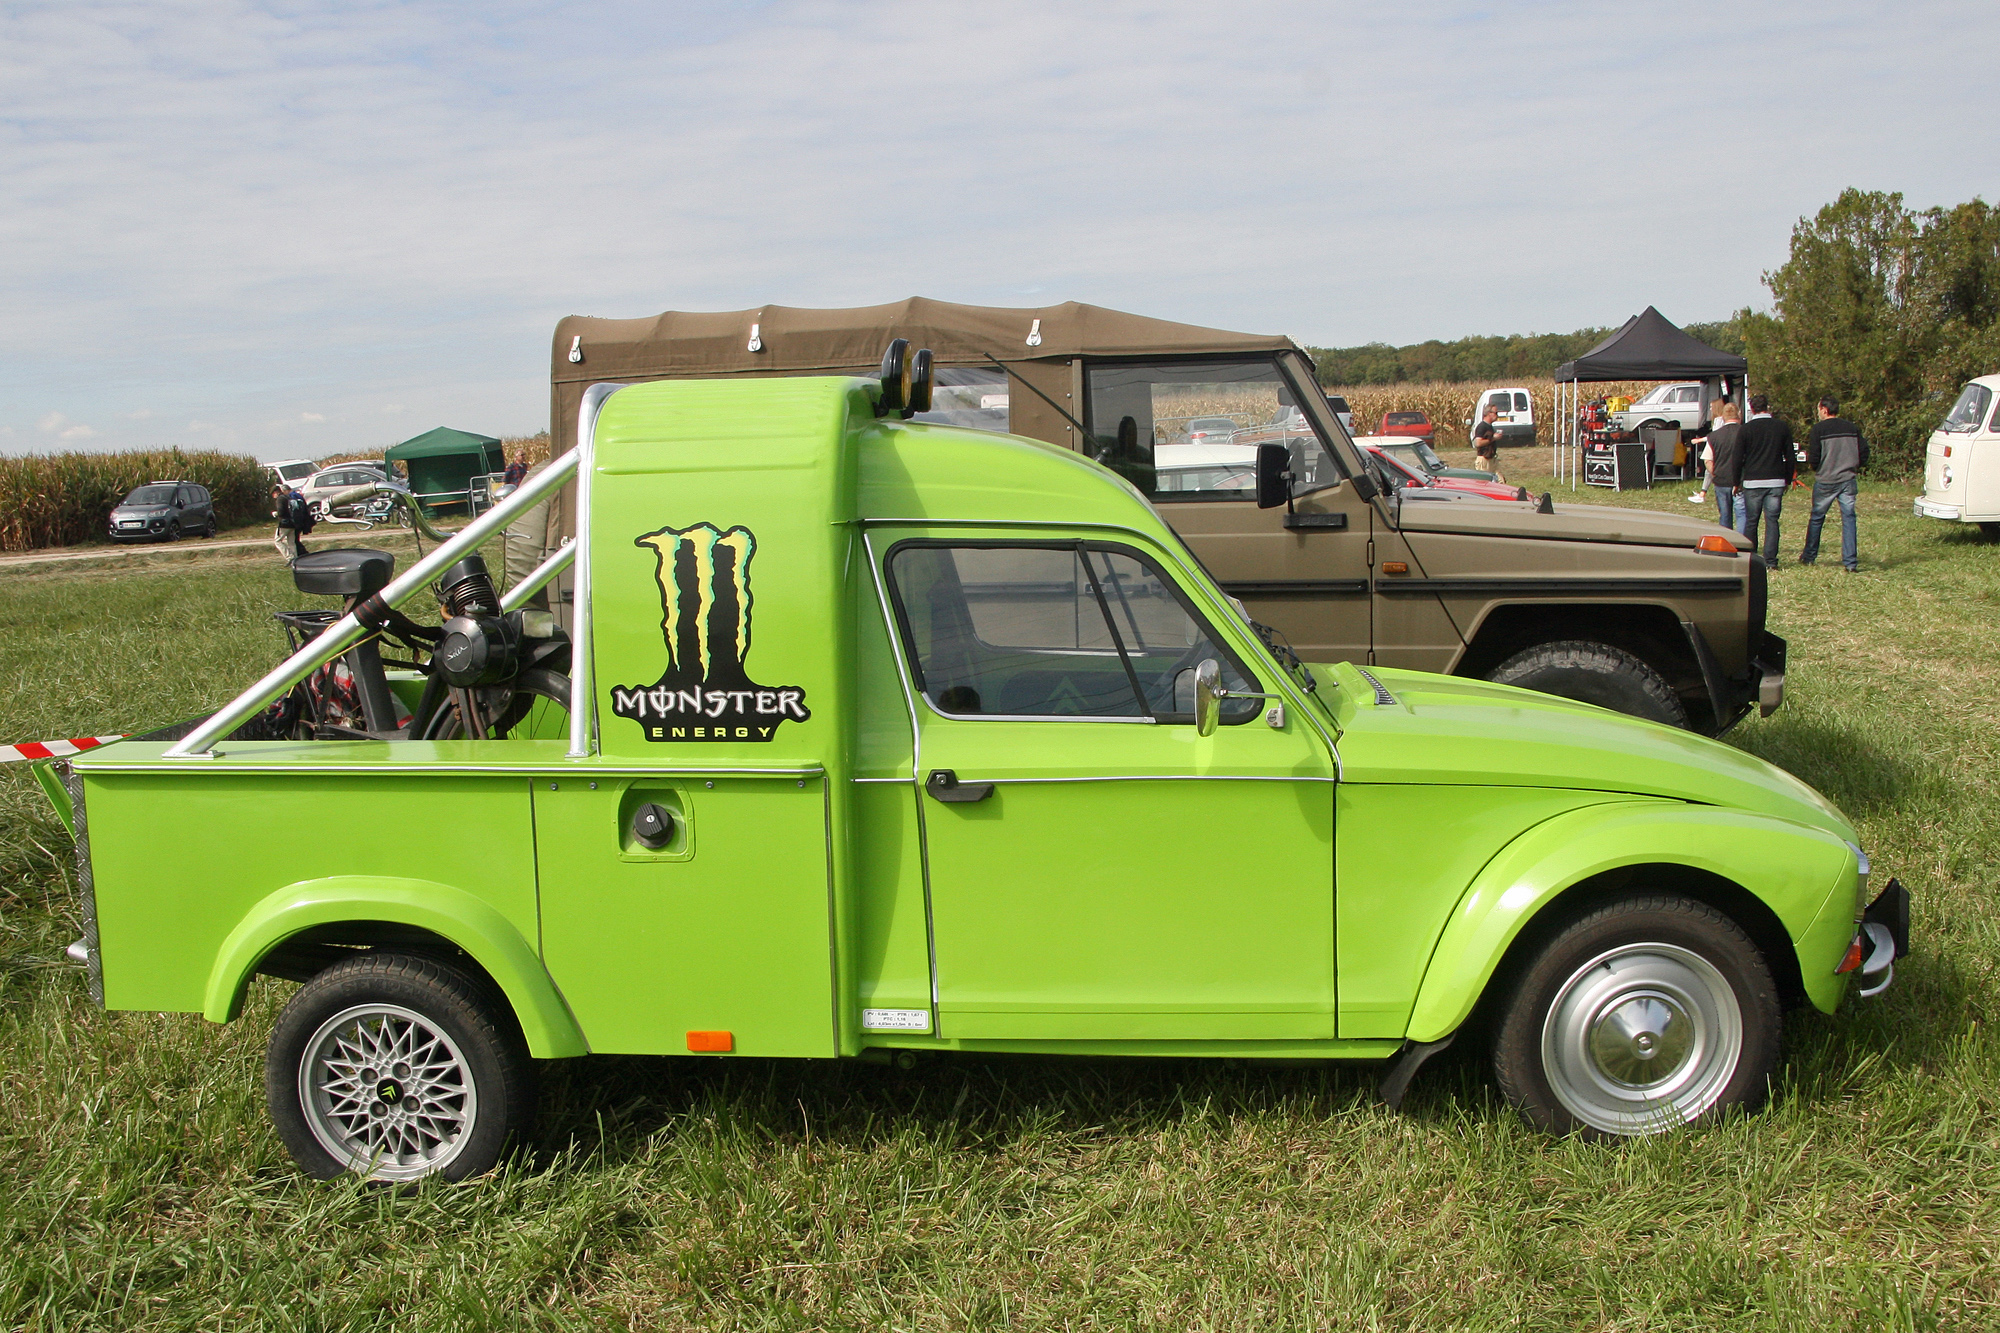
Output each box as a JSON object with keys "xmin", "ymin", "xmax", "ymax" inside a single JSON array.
[{"xmin": 547, "ymin": 300, "xmax": 1784, "ymax": 735}]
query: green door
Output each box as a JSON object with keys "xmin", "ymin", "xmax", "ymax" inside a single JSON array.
[{"xmin": 879, "ymin": 535, "xmax": 1337, "ymax": 1042}]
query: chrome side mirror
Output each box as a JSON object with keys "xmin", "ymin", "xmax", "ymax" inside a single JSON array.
[{"xmin": 1193, "ymin": 659, "xmax": 1223, "ymax": 736}]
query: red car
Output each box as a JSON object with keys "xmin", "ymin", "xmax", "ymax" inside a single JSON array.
[
  {"xmin": 1365, "ymin": 444, "xmax": 1526, "ymax": 502},
  {"xmin": 1377, "ymin": 409, "xmax": 1435, "ymax": 443}
]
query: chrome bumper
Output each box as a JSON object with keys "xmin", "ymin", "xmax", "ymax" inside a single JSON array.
[{"xmin": 1841, "ymin": 878, "xmax": 1911, "ymax": 998}]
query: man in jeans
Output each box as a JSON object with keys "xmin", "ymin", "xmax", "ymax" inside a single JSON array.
[
  {"xmin": 1734, "ymin": 394, "xmax": 1796, "ymax": 566},
  {"xmin": 1471, "ymin": 405, "xmax": 1506, "ymax": 484},
  {"xmin": 1801, "ymin": 396, "xmax": 1868, "ymax": 571}
]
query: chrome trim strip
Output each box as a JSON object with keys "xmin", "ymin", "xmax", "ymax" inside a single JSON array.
[
  {"xmin": 569, "ymin": 383, "xmax": 626, "ymax": 759},
  {"xmin": 71, "ymin": 762, "xmax": 824, "ymax": 777},
  {"xmin": 862, "ymin": 529, "xmax": 940, "ymax": 1023},
  {"xmin": 164, "ymin": 451, "xmax": 582, "ymax": 758},
  {"xmin": 499, "ymin": 539, "xmax": 576, "ymax": 613},
  {"xmin": 926, "ymin": 774, "xmax": 1338, "ymax": 785}
]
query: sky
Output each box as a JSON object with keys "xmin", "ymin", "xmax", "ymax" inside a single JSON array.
[{"xmin": 2, "ymin": 0, "xmax": 1995, "ymax": 460}]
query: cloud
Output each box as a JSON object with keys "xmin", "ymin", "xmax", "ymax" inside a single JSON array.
[
  {"xmin": 37, "ymin": 411, "xmax": 65, "ymax": 433},
  {"xmin": 60, "ymin": 423, "xmax": 96, "ymax": 439},
  {"xmin": 300, "ymin": 411, "xmax": 325, "ymax": 423},
  {"xmin": 1, "ymin": 0, "xmax": 1996, "ymax": 457},
  {"xmin": 125, "ymin": 408, "xmax": 154, "ymax": 420}
]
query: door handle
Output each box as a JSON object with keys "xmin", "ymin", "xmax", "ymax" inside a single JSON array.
[{"xmin": 925, "ymin": 769, "xmax": 994, "ymax": 803}]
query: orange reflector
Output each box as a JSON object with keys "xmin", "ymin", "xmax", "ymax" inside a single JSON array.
[
  {"xmin": 1835, "ymin": 936, "xmax": 1864, "ymax": 975},
  {"xmin": 1695, "ymin": 534, "xmax": 1737, "ymax": 554},
  {"xmin": 686, "ymin": 1030, "xmax": 734, "ymax": 1052},
  {"xmin": 1381, "ymin": 561, "xmax": 1409, "ymax": 574}
]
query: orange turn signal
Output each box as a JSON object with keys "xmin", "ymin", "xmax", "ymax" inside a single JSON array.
[
  {"xmin": 1694, "ymin": 534, "xmax": 1737, "ymax": 555},
  {"xmin": 1835, "ymin": 937, "xmax": 1864, "ymax": 975},
  {"xmin": 1380, "ymin": 561, "xmax": 1409, "ymax": 574},
  {"xmin": 686, "ymin": 1030, "xmax": 734, "ymax": 1053}
]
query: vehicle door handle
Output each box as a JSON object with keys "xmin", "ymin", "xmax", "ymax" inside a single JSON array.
[{"xmin": 925, "ymin": 769, "xmax": 994, "ymax": 803}]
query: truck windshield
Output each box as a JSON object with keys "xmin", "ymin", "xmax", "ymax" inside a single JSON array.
[
  {"xmin": 1081, "ymin": 357, "xmax": 1342, "ymax": 503},
  {"xmin": 1941, "ymin": 382, "xmax": 1991, "ymax": 433}
]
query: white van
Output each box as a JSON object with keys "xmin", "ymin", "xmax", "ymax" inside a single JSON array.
[
  {"xmin": 1464, "ymin": 386, "xmax": 1535, "ymax": 446},
  {"xmin": 1915, "ymin": 373, "xmax": 2000, "ymax": 537}
]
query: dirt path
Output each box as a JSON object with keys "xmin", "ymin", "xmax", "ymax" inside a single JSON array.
[{"xmin": 0, "ymin": 528, "xmax": 420, "ymax": 571}]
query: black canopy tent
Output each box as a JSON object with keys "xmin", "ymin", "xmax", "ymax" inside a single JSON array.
[{"xmin": 1552, "ymin": 307, "xmax": 1748, "ymax": 488}]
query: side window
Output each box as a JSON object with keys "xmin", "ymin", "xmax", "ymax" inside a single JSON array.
[
  {"xmin": 1082, "ymin": 357, "xmax": 1339, "ymax": 502},
  {"xmin": 887, "ymin": 543, "xmax": 1260, "ymax": 723}
]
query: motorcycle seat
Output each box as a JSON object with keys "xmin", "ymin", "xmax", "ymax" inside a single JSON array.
[{"xmin": 293, "ymin": 548, "xmax": 396, "ymax": 598}]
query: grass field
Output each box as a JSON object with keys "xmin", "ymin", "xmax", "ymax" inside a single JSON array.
[{"xmin": 3, "ymin": 467, "xmax": 1998, "ymax": 1330}]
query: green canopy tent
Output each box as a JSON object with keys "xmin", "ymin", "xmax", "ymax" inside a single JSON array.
[{"xmin": 383, "ymin": 427, "xmax": 505, "ymax": 517}]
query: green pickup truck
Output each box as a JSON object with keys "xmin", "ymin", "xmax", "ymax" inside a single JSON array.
[{"xmin": 49, "ymin": 363, "xmax": 1905, "ymax": 1183}]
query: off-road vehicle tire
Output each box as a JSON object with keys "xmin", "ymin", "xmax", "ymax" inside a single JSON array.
[
  {"xmin": 1492, "ymin": 894, "xmax": 1779, "ymax": 1138},
  {"xmin": 1488, "ymin": 640, "xmax": 1688, "ymax": 728},
  {"xmin": 266, "ymin": 950, "xmax": 534, "ymax": 1182}
]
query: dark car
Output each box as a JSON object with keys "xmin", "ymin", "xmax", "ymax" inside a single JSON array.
[
  {"xmin": 1378, "ymin": 409, "xmax": 1435, "ymax": 443},
  {"xmin": 108, "ymin": 481, "xmax": 216, "ymax": 542}
]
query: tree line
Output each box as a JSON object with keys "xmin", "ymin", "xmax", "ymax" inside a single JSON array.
[{"xmin": 1312, "ymin": 188, "xmax": 1998, "ymax": 474}]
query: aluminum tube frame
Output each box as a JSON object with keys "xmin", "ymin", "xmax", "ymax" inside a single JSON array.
[
  {"xmin": 163, "ymin": 452, "xmax": 581, "ymax": 758},
  {"xmin": 566, "ymin": 383, "xmax": 625, "ymax": 759},
  {"xmin": 498, "ymin": 539, "xmax": 575, "ymax": 613}
]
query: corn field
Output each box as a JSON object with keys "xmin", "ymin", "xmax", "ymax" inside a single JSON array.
[
  {"xmin": 1326, "ymin": 377, "xmax": 1657, "ymax": 448},
  {"xmin": 0, "ymin": 450, "xmax": 271, "ymax": 553}
]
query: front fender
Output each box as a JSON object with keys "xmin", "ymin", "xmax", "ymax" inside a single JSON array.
[
  {"xmin": 204, "ymin": 876, "xmax": 589, "ymax": 1058},
  {"xmin": 1406, "ymin": 801, "xmax": 1855, "ymax": 1042}
]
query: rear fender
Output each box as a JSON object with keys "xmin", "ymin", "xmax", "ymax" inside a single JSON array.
[
  {"xmin": 204, "ymin": 876, "xmax": 589, "ymax": 1058},
  {"xmin": 1405, "ymin": 802, "xmax": 1855, "ymax": 1042}
]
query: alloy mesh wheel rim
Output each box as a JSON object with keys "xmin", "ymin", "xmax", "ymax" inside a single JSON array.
[
  {"xmin": 300, "ymin": 1003, "xmax": 478, "ymax": 1180},
  {"xmin": 1540, "ymin": 941, "xmax": 1743, "ymax": 1135}
]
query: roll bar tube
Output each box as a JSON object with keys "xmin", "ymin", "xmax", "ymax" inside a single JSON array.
[{"xmin": 164, "ymin": 451, "xmax": 581, "ymax": 758}]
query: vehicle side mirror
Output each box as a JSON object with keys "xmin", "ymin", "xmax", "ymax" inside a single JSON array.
[
  {"xmin": 1255, "ymin": 444, "xmax": 1290, "ymax": 509},
  {"xmin": 1350, "ymin": 469, "xmax": 1380, "ymax": 502},
  {"xmin": 1193, "ymin": 658, "xmax": 1223, "ymax": 736},
  {"xmin": 876, "ymin": 338, "xmax": 909, "ymax": 417}
]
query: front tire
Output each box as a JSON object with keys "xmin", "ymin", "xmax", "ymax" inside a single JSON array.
[
  {"xmin": 266, "ymin": 951, "xmax": 534, "ymax": 1182},
  {"xmin": 1488, "ymin": 639, "xmax": 1689, "ymax": 728},
  {"xmin": 1492, "ymin": 895, "xmax": 1780, "ymax": 1138}
]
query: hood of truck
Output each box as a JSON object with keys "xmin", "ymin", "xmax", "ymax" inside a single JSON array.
[
  {"xmin": 1319, "ymin": 662, "xmax": 1851, "ymax": 840},
  {"xmin": 1395, "ymin": 494, "xmax": 1749, "ymax": 550}
]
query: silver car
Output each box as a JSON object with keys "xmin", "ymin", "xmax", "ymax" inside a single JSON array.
[
  {"xmin": 108, "ymin": 481, "xmax": 216, "ymax": 542},
  {"xmin": 1610, "ymin": 382, "xmax": 1708, "ymax": 435},
  {"xmin": 300, "ymin": 463, "xmax": 407, "ymax": 516}
]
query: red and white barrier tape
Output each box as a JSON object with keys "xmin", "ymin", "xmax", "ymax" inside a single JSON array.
[{"xmin": 1, "ymin": 735, "xmax": 125, "ymax": 763}]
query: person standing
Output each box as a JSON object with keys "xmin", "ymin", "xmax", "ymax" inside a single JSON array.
[
  {"xmin": 1471, "ymin": 405, "xmax": 1507, "ymax": 484},
  {"xmin": 1706, "ymin": 402, "xmax": 1743, "ymax": 530},
  {"xmin": 1801, "ymin": 396, "xmax": 1868, "ymax": 571},
  {"xmin": 271, "ymin": 482, "xmax": 312, "ymax": 564},
  {"xmin": 1687, "ymin": 397, "xmax": 1728, "ymax": 504},
  {"xmin": 1734, "ymin": 394, "xmax": 1796, "ymax": 566},
  {"xmin": 503, "ymin": 450, "xmax": 528, "ymax": 489}
]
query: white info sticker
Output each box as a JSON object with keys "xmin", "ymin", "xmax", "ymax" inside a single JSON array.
[{"xmin": 862, "ymin": 1008, "xmax": 931, "ymax": 1031}]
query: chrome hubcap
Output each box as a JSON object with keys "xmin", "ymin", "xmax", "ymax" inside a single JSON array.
[
  {"xmin": 1542, "ymin": 942, "xmax": 1741, "ymax": 1135},
  {"xmin": 300, "ymin": 1003, "xmax": 476, "ymax": 1180}
]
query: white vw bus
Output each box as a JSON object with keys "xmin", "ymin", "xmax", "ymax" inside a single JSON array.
[{"xmin": 1916, "ymin": 374, "xmax": 2000, "ymax": 537}]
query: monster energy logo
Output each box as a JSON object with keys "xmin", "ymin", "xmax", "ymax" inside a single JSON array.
[{"xmin": 610, "ymin": 522, "xmax": 810, "ymax": 743}]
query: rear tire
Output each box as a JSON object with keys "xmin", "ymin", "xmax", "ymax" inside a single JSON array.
[
  {"xmin": 266, "ymin": 951, "xmax": 534, "ymax": 1182},
  {"xmin": 1979, "ymin": 522, "xmax": 2000, "ymax": 540},
  {"xmin": 1488, "ymin": 639, "xmax": 1689, "ymax": 729},
  {"xmin": 1492, "ymin": 894, "xmax": 1780, "ymax": 1138}
]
